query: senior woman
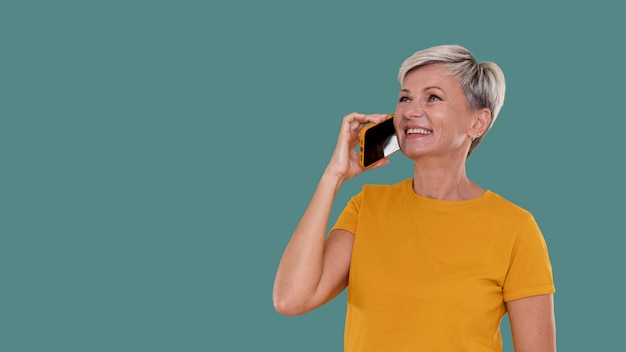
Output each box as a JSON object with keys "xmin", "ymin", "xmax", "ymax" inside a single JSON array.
[{"xmin": 273, "ymin": 44, "xmax": 556, "ymax": 351}]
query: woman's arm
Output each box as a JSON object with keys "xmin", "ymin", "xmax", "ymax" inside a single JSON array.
[
  {"xmin": 506, "ymin": 294, "xmax": 556, "ymax": 352},
  {"xmin": 272, "ymin": 112, "xmax": 389, "ymax": 316},
  {"xmin": 272, "ymin": 173, "xmax": 352, "ymax": 316}
]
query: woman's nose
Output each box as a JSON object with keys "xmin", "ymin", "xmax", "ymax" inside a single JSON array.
[{"xmin": 401, "ymin": 101, "xmax": 425, "ymax": 118}]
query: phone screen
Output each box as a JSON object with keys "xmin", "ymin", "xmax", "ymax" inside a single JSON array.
[{"xmin": 360, "ymin": 115, "xmax": 400, "ymax": 168}]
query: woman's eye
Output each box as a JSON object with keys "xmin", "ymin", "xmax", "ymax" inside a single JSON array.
[
  {"xmin": 398, "ymin": 96, "xmax": 412, "ymax": 105},
  {"xmin": 429, "ymin": 95, "xmax": 442, "ymax": 101}
]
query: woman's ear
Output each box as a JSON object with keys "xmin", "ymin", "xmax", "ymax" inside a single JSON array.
[{"xmin": 469, "ymin": 108, "xmax": 492, "ymax": 139}]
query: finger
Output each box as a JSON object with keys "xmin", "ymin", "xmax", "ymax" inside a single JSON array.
[
  {"xmin": 343, "ymin": 113, "xmax": 390, "ymax": 133},
  {"xmin": 358, "ymin": 114, "xmax": 393, "ymax": 130},
  {"xmin": 366, "ymin": 113, "xmax": 392, "ymax": 123},
  {"xmin": 343, "ymin": 112, "xmax": 368, "ymax": 126},
  {"xmin": 367, "ymin": 157, "xmax": 390, "ymax": 170}
]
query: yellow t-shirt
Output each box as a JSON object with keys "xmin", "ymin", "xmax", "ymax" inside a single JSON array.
[{"xmin": 331, "ymin": 179, "xmax": 555, "ymax": 352}]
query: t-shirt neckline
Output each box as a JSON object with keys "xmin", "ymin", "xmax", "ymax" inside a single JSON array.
[{"xmin": 404, "ymin": 178, "xmax": 493, "ymax": 209}]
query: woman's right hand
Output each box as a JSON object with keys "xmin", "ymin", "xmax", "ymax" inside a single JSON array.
[{"xmin": 325, "ymin": 112, "xmax": 391, "ymax": 182}]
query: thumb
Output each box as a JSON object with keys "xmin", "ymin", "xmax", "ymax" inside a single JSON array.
[{"xmin": 367, "ymin": 157, "xmax": 390, "ymax": 170}]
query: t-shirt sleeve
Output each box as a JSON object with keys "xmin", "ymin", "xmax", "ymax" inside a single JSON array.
[
  {"xmin": 502, "ymin": 213, "xmax": 556, "ymax": 302},
  {"xmin": 330, "ymin": 191, "xmax": 363, "ymax": 235}
]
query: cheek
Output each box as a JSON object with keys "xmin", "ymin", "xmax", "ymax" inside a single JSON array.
[{"xmin": 392, "ymin": 115, "xmax": 401, "ymax": 134}]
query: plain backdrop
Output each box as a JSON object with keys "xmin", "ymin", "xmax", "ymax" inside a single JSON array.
[{"xmin": 2, "ymin": 1, "xmax": 624, "ymax": 351}]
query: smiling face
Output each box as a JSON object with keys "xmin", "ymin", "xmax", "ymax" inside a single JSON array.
[{"xmin": 393, "ymin": 63, "xmax": 488, "ymax": 161}]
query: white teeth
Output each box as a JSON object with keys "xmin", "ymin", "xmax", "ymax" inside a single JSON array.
[{"xmin": 406, "ymin": 128, "xmax": 432, "ymax": 135}]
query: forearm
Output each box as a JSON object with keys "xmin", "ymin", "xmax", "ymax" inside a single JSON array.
[{"xmin": 273, "ymin": 171, "xmax": 343, "ymax": 314}]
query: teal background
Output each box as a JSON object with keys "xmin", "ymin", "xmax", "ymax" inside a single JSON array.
[{"xmin": 2, "ymin": 1, "xmax": 623, "ymax": 351}]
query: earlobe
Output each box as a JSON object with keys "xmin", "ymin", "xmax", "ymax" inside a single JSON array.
[{"xmin": 471, "ymin": 109, "xmax": 492, "ymax": 138}]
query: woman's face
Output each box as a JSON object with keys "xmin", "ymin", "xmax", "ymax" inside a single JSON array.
[{"xmin": 393, "ymin": 63, "xmax": 480, "ymax": 161}]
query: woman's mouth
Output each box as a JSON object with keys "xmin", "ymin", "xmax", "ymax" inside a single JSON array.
[{"xmin": 405, "ymin": 128, "xmax": 432, "ymax": 136}]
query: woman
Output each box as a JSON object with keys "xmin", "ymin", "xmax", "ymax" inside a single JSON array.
[{"xmin": 273, "ymin": 45, "xmax": 556, "ymax": 351}]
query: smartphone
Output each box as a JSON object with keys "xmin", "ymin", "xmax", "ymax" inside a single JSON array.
[{"xmin": 359, "ymin": 114, "xmax": 400, "ymax": 168}]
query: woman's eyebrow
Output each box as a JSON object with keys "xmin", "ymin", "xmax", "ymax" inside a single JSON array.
[
  {"xmin": 400, "ymin": 86, "xmax": 444, "ymax": 93},
  {"xmin": 424, "ymin": 86, "xmax": 444, "ymax": 91}
]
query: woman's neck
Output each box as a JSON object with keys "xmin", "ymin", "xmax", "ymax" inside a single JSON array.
[{"xmin": 411, "ymin": 158, "xmax": 484, "ymax": 201}]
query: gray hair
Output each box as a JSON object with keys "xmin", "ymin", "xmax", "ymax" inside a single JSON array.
[{"xmin": 398, "ymin": 45, "xmax": 506, "ymax": 157}]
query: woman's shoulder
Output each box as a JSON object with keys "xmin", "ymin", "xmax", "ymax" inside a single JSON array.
[
  {"xmin": 357, "ymin": 179, "xmax": 412, "ymax": 203},
  {"xmin": 484, "ymin": 190, "xmax": 536, "ymax": 220}
]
